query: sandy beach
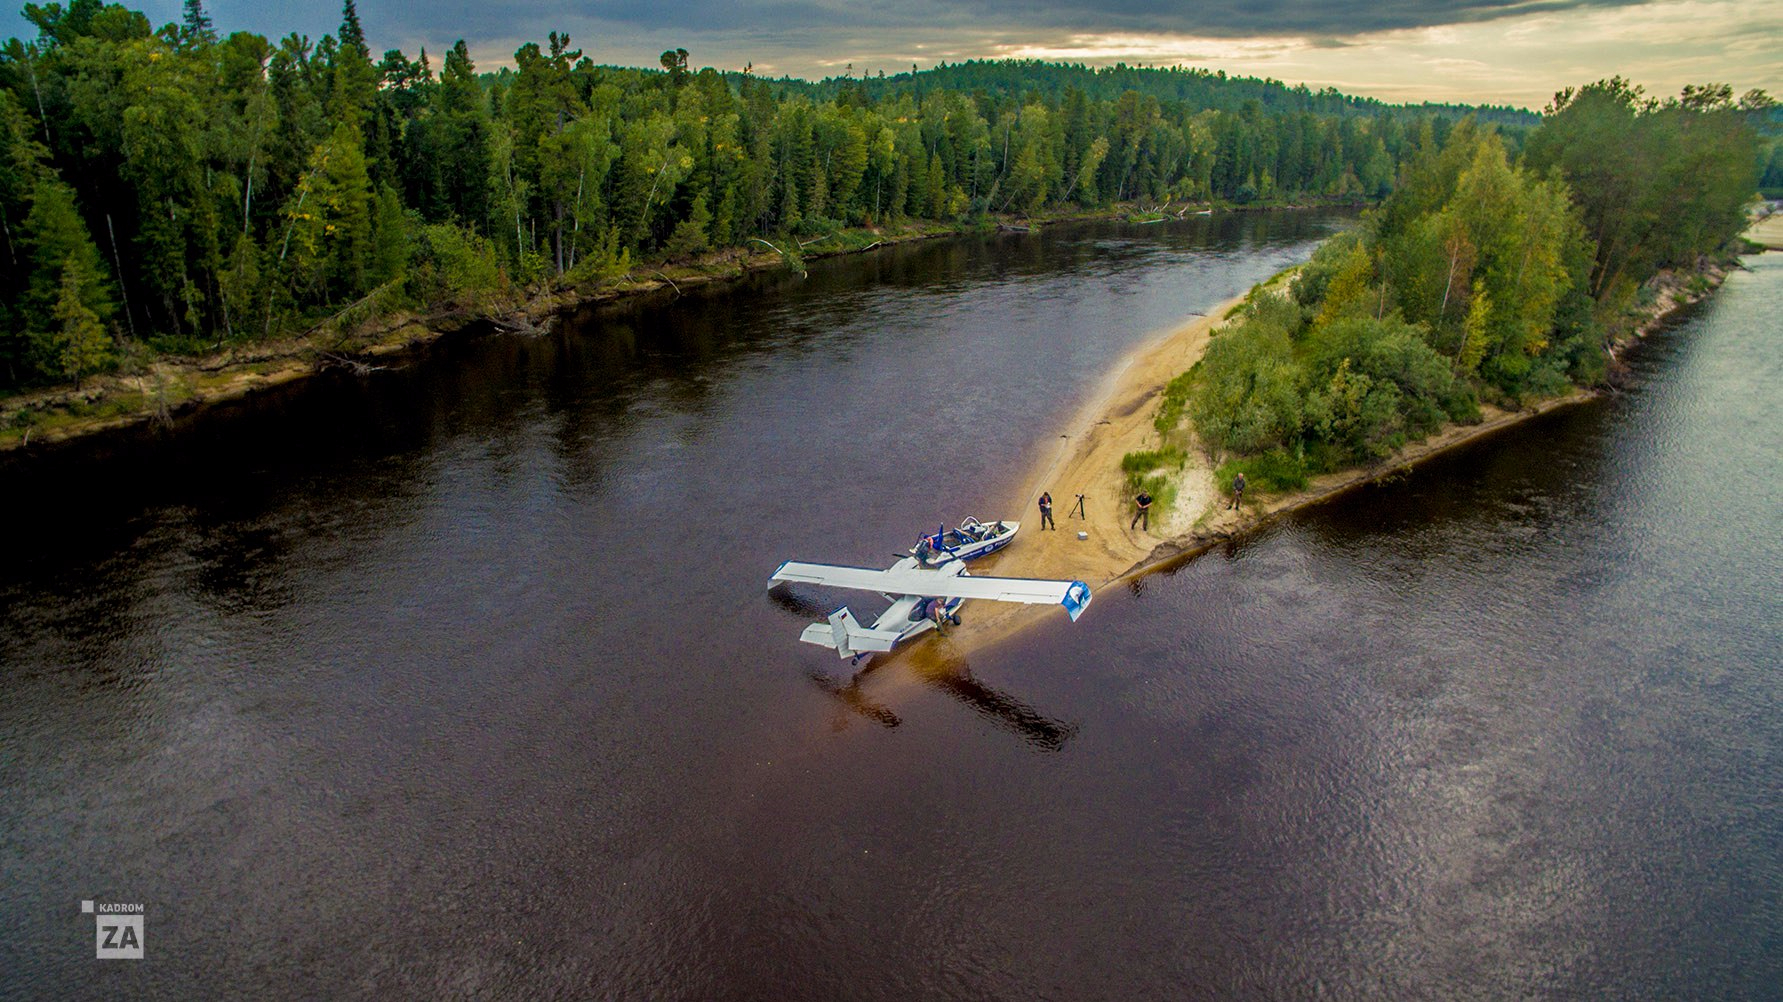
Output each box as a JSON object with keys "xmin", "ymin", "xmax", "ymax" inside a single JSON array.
[
  {"xmin": 934, "ymin": 251, "xmax": 1740, "ymax": 658},
  {"xmin": 934, "ymin": 297, "xmax": 1247, "ymax": 654}
]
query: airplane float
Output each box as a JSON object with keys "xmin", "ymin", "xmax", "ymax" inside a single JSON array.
[{"xmin": 769, "ymin": 553, "xmax": 1091, "ymax": 663}]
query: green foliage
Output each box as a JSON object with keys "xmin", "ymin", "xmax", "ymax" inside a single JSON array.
[
  {"xmin": 1312, "ymin": 240, "xmax": 1375, "ymax": 327},
  {"xmin": 1120, "ymin": 446, "xmax": 1186, "ymax": 475},
  {"xmin": 1188, "ymin": 310, "xmax": 1305, "ymax": 458},
  {"xmin": 409, "ymin": 222, "xmax": 505, "ymax": 305},
  {"xmin": 329, "ymin": 0, "xmax": 377, "ymax": 129},
  {"xmin": 216, "ymin": 231, "xmax": 262, "ymax": 341},
  {"xmin": 278, "ymin": 122, "xmax": 374, "ymax": 303},
  {"xmin": 1176, "ymin": 82, "xmax": 1758, "ymax": 474},
  {"xmin": 1523, "ymin": 78, "xmax": 1762, "ymax": 309},
  {"xmin": 664, "ymin": 192, "xmax": 712, "ymax": 258},
  {"xmin": 1292, "ymin": 229, "xmax": 1364, "ymax": 309},
  {"xmin": 1153, "ymin": 368, "xmax": 1195, "ymax": 435},
  {"xmin": 1302, "ymin": 315, "xmax": 1462, "ymax": 456},
  {"xmin": 51, "ymin": 253, "xmax": 113, "ymax": 387},
  {"xmin": 0, "ymin": 4, "xmax": 1762, "ymax": 400},
  {"xmin": 1240, "ymin": 288, "xmax": 1307, "ymax": 335},
  {"xmin": 21, "ymin": 177, "xmax": 112, "ymax": 333},
  {"xmin": 0, "ymin": 9, "xmax": 1499, "ymax": 388},
  {"xmin": 1371, "ymin": 127, "xmax": 1593, "ymax": 396},
  {"xmin": 562, "ymin": 227, "xmax": 630, "ymax": 287},
  {"xmin": 1123, "ymin": 470, "xmax": 1176, "ymax": 519},
  {"xmin": 143, "ymin": 331, "xmax": 211, "ymax": 355},
  {"xmin": 1216, "ymin": 450, "xmax": 1309, "ymax": 494},
  {"xmin": 370, "ymin": 183, "xmax": 410, "ymax": 284},
  {"xmin": 1119, "ymin": 445, "xmax": 1186, "ymax": 515}
]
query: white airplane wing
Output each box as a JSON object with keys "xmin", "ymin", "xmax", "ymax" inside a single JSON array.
[
  {"xmin": 920, "ymin": 574, "xmax": 1092, "ymax": 620},
  {"xmin": 771, "ymin": 560, "xmax": 921, "ymax": 593},
  {"xmin": 771, "ymin": 561, "xmax": 1092, "ymax": 621}
]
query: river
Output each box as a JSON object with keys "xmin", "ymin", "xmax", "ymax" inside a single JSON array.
[{"xmin": 2, "ymin": 216, "xmax": 1778, "ymax": 999}]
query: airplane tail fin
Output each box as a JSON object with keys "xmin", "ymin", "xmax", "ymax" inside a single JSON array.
[{"xmin": 799, "ymin": 607, "xmax": 904, "ymax": 660}]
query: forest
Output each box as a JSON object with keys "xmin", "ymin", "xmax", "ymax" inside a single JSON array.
[
  {"xmin": 1163, "ymin": 78, "xmax": 1772, "ymax": 494},
  {"xmin": 1, "ymin": 0, "xmax": 1776, "ymax": 409},
  {"xmin": 2, "ymin": 0, "xmax": 1563, "ymax": 394}
]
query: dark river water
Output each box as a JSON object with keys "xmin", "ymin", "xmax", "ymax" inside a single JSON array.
[{"xmin": 3, "ymin": 216, "xmax": 1779, "ymax": 999}]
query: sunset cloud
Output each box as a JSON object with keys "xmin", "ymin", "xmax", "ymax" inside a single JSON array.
[{"xmin": 10, "ymin": 0, "xmax": 1777, "ymax": 109}]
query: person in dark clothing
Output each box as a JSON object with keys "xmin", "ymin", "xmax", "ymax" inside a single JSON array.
[
  {"xmin": 1130, "ymin": 489, "xmax": 1153, "ymax": 531},
  {"xmin": 1038, "ymin": 491, "xmax": 1055, "ymax": 530},
  {"xmin": 1228, "ymin": 471, "xmax": 1246, "ymax": 510},
  {"xmin": 930, "ymin": 598, "xmax": 955, "ymax": 633}
]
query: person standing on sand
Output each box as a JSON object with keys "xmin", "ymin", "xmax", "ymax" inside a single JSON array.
[
  {"xmin": 1038, "ymin": 492, "xmax": 1055, "ymax": 530},
  {"xmin": 1130, "ymin": 489, "xmax": 1153, "ymax": 531},
  {"xmin": 1228, "ymin": 472, "xmax": 1246, "ymax": 510}
]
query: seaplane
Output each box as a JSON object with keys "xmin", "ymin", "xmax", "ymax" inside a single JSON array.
[{"xmin": 769, "ymin": 554, "xmax": 1091, "ymax": 663}]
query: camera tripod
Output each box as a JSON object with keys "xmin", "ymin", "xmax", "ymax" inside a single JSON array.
[{"xmin": 1069, "ymin": 493, "xmax": 1087, "ymax": 519}]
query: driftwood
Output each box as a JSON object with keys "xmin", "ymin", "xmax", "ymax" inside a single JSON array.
[
  {"xmin": 489, "ymin": 314, "xmax": 553, "ymax": 338},
  {"xmin": 748, "ymin": 238, "xmax": 807, "ymax": 277},
  {"xmin": 316, "ymin": 352, "xmax": 388, "ymax": 376}
]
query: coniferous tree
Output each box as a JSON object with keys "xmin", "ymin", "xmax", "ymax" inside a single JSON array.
[
  {"xmin": 329, "ymin": 0, "xmax": 377, "ymax": 132},
  {"xmin": 435, "ymin": 40, "xmax": 493, "ymax": 227},
  {"xmin": 0, "ymin": 2, "xmax": 1767, "ymax": 397},
  {"xmin": 21, "ymin": 177, "xmax": 111, "ymax": 339},
  {"xmin": 53, "ymin": 252, "xmax": 112, "ymax": 387},
  {"xmin": 179, "ymin": 0, "xmax": 214, "ymax": 48}
]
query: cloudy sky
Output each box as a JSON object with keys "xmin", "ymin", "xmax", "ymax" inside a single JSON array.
[{"xmin": 13, "ymin": 0, "xmax": 1779, "ymax": 109}]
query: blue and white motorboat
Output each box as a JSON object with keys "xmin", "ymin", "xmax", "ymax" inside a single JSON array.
[{"xmin": 911, "ymin": 517, "xmax": 1019, "ymax": 567}]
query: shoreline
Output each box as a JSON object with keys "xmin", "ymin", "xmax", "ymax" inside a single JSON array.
[
  {"xmin": 0, "ymin": 234, "xmax": 901, "ymax": 454},
  {"xmin": 1747, "ymin": 211, "xmax": 1783, "ymax": 251},
  {"xmin": 935, "ymin": 250, "xmax": 1746, "ymax": 659},
  {"xmin": 0, "ymin": 218, "xmax": 969, "ymax": 454},
  {"xmin": 3, "ymin": 201, "xmax": 1358, "ymax": 456}
]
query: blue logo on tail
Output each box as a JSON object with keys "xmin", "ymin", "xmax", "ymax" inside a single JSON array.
[{"xmin": 1061, "ymin": 582, "xmax": 1092, "ymax": 621}]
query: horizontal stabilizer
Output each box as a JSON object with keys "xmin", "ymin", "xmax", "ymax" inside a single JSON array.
[
  {"xmin": 800, "ymin": 607, "xmax": 903, "ymax": 659},
  {"xmin": 799, "ymin": 623, "xmax": 904, "ymax": 654}
]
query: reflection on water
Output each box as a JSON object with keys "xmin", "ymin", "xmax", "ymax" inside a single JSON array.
[
  {"xmin": 973, "ymin": 253, "xmax": 1783, "ymax": 999},
  {"xmin": 915, "ymin": 658, "xmax": 1078, "ymax": 752},
  {"xmin": 6, "ymin": 223, "xmax": 1779, "ymax": 1000},
  {"xmin": 770, "ymin": 569, "xmax": 1076, "ymax": 748}
]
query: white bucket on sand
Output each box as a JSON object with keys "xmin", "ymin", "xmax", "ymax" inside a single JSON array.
[{"xmin": 1077, "ymin": 531, "xmax": 1089, "ymax": 540}]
